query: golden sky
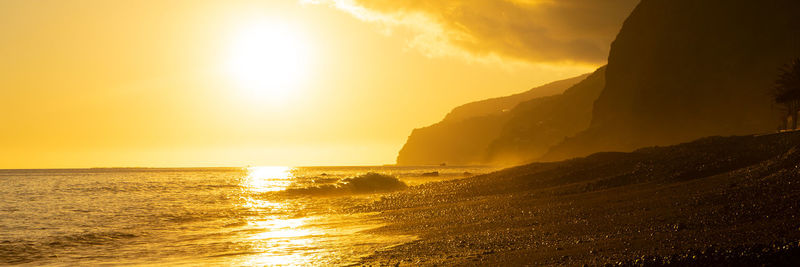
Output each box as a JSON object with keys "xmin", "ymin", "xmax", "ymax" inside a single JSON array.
[{"xmin": 0, "ymin": 0, "xmax": 636, "ymax": 168}]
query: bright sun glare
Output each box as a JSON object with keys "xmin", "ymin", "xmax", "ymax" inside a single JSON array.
[{"xmin": 226, "ymin": 19, "xmax": 311, "ymax": 99}]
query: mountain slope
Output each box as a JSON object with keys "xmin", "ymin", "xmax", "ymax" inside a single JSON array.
[
  {"xmin": 441, "ymin": 74, "xmax": 590, "ymax": 123},
  {"xmin": 543, "ymin": 0, "xmax": 800, "ymax": 161},
  {"xmin": 486, "ymin": 67, "xmax": 606, "ymax": 165},
  {"xmin": 396, "ymin": 74, "xmax": 588, "ymax": 166}
]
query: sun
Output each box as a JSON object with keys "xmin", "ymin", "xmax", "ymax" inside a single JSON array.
[{"xmin": 225, "ymin": 19, "xmax": 312, "ymax": 99}]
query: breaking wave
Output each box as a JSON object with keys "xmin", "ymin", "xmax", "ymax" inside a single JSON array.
[{"xmin": 283, "ymin": 172, "xmax": 408, "ymax": 196}]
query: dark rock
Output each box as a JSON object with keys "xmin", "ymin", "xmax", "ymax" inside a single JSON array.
[
  {"xmin": 396, "ymin": 74, "xmax": 591, "ymax": 166},
  {"xmin": 544, "ymin": 0, "xmax": 800, "ymax": 161}
]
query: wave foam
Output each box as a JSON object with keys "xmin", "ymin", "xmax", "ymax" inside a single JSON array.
[{"xmin": 284, "ymin": 172, "xmax": 407, "ymax": 196}]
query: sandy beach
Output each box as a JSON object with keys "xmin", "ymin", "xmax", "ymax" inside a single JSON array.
[{"xmin": 354, "ymin": 132, "xmax": 800, "ymax": 266}]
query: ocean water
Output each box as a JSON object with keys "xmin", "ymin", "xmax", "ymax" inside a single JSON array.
[{"xmin": 0, "ymin": 166, "xmax": 493, "ymax": 266}]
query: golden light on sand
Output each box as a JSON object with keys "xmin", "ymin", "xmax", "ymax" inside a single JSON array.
[{"xmin": 225, "ymin": 19, "xmax": 312, "ymax": 99}]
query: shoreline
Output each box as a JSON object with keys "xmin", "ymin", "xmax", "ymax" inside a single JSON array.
[{"xmin": 353, "ymin": 132, "xmax": 800, "ymax": 265}]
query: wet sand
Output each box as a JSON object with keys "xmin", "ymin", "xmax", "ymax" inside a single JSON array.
[{"xmin": 353, "ymin": 132, "xmax": 800, "ymax": 265}]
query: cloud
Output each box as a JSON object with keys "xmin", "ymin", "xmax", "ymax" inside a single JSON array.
[{"xmin": 305, "ymin": 0, "xmax": 639, "ymax": 64}]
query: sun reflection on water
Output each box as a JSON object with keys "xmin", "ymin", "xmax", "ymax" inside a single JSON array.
[
  {"xmin": 249, "ymin": 217, "xmax": 313, "ymax": 239},
  {"xmin": 233, "ymin": 166, "xmax": 416, "ymax": 266},
  {"xmin": 243, "ymin": 217, "xmax": 317, "ymax": 266},
  {"xmin": 244, "ymin": 166, "xmax": 294, "ymax": 192},
  {"xmin": 238, "ymin": 166, "xmax": 315, "ymax": 266}
]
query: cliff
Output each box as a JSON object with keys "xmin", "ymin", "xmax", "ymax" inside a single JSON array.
[
  {"xmin": 396, "ymin": 74, "xmax": 588, "ymax": 165},
  {"xmin": 441, "ymin": 74, "xmax": 590, "ymax": 123},
  {"xmin": 398, "ymin": 0, "xmax": 800, "ymax": 166},
  {"xmin": 486, "ymin": 67, "xmax": 605, "ymax": 165},
  {"xmin": 543, "ymin": 0, "xmax": 800, "ymax": 161}
]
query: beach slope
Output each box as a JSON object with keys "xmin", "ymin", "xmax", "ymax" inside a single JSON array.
[{"xmin": 357, "ymin": 131, "xmax": 800, "ymax": 265}]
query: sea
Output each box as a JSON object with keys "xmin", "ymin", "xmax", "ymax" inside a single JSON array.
[{"xmin": 0, "ymin": 166, "xmax": 494, "ymax": 266}]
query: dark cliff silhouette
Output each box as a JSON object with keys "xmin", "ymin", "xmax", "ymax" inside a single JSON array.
[
  {"xmin": 542, "ymin": 0, "xmax": 800, "ymax": 161},
  {"xmin": 396, "ymin": 74, "xmax": 589, "ymax": 165},
  {"xmin": 774, "ymin": 58, "xmax": 800, "ymax": 130},
  {"xmin": 485, "ymin": 67, "xmax": 606, "ymax": 165},
  {"xmin": 398, "ymin": 0, "xmax": 800, "ymax": 166}
]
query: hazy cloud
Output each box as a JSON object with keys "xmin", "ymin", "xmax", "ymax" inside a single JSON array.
[{"xmin": 306, "ymin": 0, "xmax": 639, "ymax": 64}]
